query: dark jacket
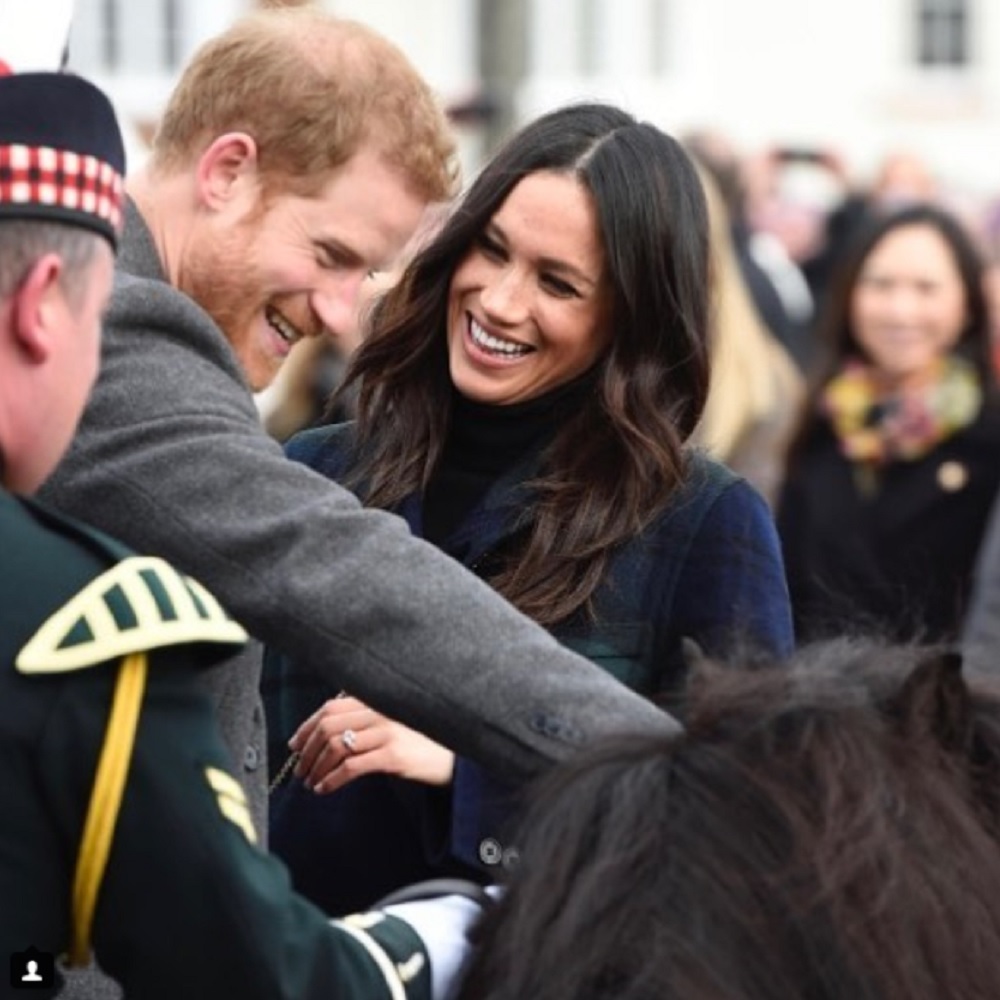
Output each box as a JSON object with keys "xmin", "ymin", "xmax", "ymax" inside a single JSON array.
[
  {"xmin": 264, "ymin": 423, "xmax": 794, "ymax": 913},
  {"xmin": 1, "ymin": 491, "xmax": 430, "ymax": 1000},
  {"xmin": 777, "ymin": 402, "xmax": 1000, "ymax": 642}
]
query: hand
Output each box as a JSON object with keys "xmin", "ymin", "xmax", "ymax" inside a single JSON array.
[
  {"xmin": 288, "ymin": 696, "xmax": 455, "ymax": 794},
  {"xmin": 379, "ymin": 895, "xmax": 486, "ymax": 1000}
]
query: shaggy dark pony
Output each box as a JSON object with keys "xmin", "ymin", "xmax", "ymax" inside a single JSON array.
[{"xmin": 455, "ymin": 639, "xmax": 1000, "ymax": 1000}]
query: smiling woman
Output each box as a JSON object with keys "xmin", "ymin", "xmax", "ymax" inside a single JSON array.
[
  {"xmin": 262, "ymin": 102, "xmax": 794, "ymax": 915},
  {"xmin": 777, "ymin": 203, "xmax": 1000, "ymax": 643},
  {"xmin": 445, "ymin": 171, "xmax": 613, "ymax": 406}
]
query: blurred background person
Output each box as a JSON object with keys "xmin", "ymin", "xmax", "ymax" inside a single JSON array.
[
  {"xmin": 800, "ymin": 148, "xmax": 942, "ymax": 323},
  {"xmin": 264, "ymin": 102, "xmax": 793, "ymax": 916},
  {"xmin": 684, "ymin": 127, "xmax": 811, "ymax": 370},
  {"xmin": 690, "ymin": 158, "xmax": 805, "ymax": 506},
  {"xmin": 777, "ymin": 204, "xmax": 1000, "ymax": 644}
]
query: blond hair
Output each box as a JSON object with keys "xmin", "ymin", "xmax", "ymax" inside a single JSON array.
[
  {"xmin": 693, "ymin": 162, "xmax": 804, "ymax": 502},
  {"xmin": 151, "ymin": 7, "xmax": 459, "ymax": 202}
]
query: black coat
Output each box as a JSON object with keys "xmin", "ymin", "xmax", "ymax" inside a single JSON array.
[
  {"xmin": 265, "ymin": 424, "xmax": 794, "ymax": 914},
  {"xmin": 777, "ymin": 402, "xmax": 1000, "ymax": 642}
]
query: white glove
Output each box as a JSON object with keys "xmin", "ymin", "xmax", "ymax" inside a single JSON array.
[{"xmin": 383, "ymin": 894, "xmax": 485, "ymax": 1000}]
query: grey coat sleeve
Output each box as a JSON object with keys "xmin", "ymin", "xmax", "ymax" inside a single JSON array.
[
  {"xmin": 963, "ymin": 494, "xmax": 1000, "ymax": 674},
  {"xmin": 40, "ymin": 276, "xmax": 677, "ymax": 781}
]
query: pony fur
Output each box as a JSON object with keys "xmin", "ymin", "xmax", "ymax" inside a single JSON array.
[{"xmin": 456, "ymin": 638, "xmax": 1000, "ymax": 1000}]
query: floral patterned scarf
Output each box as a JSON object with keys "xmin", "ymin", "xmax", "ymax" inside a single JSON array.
[{"xmin": 822, "ymin": 355, "xmax": 982, "ymax": 465}]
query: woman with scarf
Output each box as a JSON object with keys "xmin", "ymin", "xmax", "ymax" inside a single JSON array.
[{"xmin": 777, "ymin": 203, "xmax": 1000, "ymax": 643}]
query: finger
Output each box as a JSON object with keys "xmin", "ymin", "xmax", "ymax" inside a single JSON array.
[
  {"xmin": 294, "ymin": 714, "xmax": 349, "ymax": 779},
  {"xmin": 291, "ymin": 705, "xmax": 369, "ymax": 758},
  {"xmin": 289, "ymin": 699, "xmax": 338, "ymax": 751},
  {"xmin": 288, "ymin": 693, "xmax": 355, "ymax": 750},
  {"xmin": 313, "ymin": 744, "xmax": 390, "ymax": 795},
  {"xmin": 301, "ymin": 725, "xmax": 380, "ymax": 789},
  {"xmin": 299, "ymin": 740, "xmax": 339, "ymax": 791}
]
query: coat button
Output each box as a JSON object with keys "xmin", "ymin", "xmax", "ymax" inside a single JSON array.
[
  {"xmin": 479, "ymin": 838, "xmax": 503, "ymax": 866},
  {"xmin": 479, "ymin": 838, "xmax": 520, "ymax": 869},
  {"xmin": 243, "ymin": 745, "xmax": 261, "ymax": 771}
]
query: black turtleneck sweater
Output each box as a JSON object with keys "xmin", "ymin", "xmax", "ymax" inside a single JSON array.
[{"xmin": 422, "ymin": 377, "xmax": 593, "ymax": 549}]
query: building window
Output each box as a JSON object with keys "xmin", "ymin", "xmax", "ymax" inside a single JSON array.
[
  {"xmin": 163, "ymin": 0, "xmax": 182, "ymax": 69},
  {"xmin": 97, "ymin": 0, "xmax": 182, "ymax": 72},
  {"xmin": 650, "ymin": 0, "xmax": 668, "ymax": 76},
  {"xmin": 577, "ymin": 0, "xmax": 668, "ymax": 76},
  {"xmin": 101, "ymin": 0, "xmax": 119, "ymax": 70},
  {"xmin": 578, "ymin": 0, "xmax": 598, "ymax": 75},
  {"xmin": 916, "ymin": 0, "xmax": 970, "ymax": 67}
]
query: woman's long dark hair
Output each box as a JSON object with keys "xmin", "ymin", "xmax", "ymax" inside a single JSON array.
[
  {"xmin": 788, "ymin": 203, "xmax": 993, "ymax": 461},
  {"xmin": 457, "ymin": 639, "xmax": 1000, "ymax": 1000},
  {"xmin": 338, "ymin": 102, "xmax": 710, "ymax": 625}
]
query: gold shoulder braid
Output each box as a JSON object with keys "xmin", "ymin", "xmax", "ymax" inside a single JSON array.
[
  {"xmin": 16, "ymin": 556, "xmax": 245, "ymax": 674},
  {"xmin": 68, "ymin": 651, "xmax": 147, "ymax": 965},
  {"xmin": 15, "ymin": 556, "xmax": 247, "ymax": 966}
]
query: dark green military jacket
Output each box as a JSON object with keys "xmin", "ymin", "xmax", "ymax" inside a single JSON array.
[{"xmin": 0, "ymin": 490, "xmax": 430, "ymax": 1000}]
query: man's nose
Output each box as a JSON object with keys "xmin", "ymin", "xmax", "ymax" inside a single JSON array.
[{"xmin": 311, "ymin": 269, "xmax": 369, "ymax": 343}]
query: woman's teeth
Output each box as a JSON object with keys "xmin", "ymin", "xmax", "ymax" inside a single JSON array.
[{"xmin": 470, "ymin": 318, "xmax": 531, "ymax": 356}]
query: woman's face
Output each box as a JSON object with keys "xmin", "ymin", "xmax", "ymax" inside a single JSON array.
[
  {"xmin": 446, "ymin": 170, "xmax": 613, "ymax": 405},
  {"xmin": 850, "ymin": 222, "xmax": 969, "ymax": 387}
]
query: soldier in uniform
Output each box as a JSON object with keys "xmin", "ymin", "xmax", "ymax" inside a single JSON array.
[{"xmin": 0, "ymin": 65, "xmax": 480, "ymax": 1000}]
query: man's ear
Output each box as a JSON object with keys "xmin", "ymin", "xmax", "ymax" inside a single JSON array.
[
  {"xmin": 195, "ymin": 133, "xmax": 260, "ymax": 211},
  {"xmin": 892, "ymin": 649, "xmax": 972, "ymax": 755},
  {"xmin": 10, "ymin": 253, "xmax": 64, "ymax": 363}
]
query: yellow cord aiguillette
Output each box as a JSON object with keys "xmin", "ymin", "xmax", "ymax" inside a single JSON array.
[{"xmin": 68, "ymin": 651, "xmax": 148, "ymax": 967}]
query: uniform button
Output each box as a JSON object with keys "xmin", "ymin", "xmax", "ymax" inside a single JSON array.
[{"xmin": 243, "ymin": 745, "xmax": 261, "ymax": 771}]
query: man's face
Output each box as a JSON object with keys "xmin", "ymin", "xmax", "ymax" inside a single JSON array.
[{"xmin": 181, "ymin": 149, "xmax": 427, "ymax": 391}]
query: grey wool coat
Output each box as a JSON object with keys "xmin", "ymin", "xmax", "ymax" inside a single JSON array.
[{"xmin": 40, "ymin": 199, "xmax": 677, "ymax": 839}]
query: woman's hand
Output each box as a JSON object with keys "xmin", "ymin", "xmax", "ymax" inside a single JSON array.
[{"xmin": 288, "ymin": 696, "xmax": 455, "ymax": 794}]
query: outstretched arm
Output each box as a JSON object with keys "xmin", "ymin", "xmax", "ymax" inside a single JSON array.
[{"xmin": 41, "ymin": 279, "xmax": 678, "ymax": 780}]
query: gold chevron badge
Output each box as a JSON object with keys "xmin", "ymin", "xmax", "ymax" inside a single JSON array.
[
  {"xmin": 204, "ymin": 766, "xmax": 257, "ymax": 845},
  {"xmin": 16, "ymin": 556, "xmax": 246, "ymax": 674}
]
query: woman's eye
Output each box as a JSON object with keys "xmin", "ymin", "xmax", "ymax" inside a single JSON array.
[
  {"xmin": 477, "ymin": 233, "xmax": 506, "ymax": 259},
  {"xmin": 543, "ymin": 274, "xmax": 578, "ymax": 298}
]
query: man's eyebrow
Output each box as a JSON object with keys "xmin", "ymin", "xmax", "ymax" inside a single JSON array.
[{"xmin": 315, "ymin": 239, "xmax": 366, "ymax": 267}]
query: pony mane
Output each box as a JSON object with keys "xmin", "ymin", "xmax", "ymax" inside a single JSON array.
[{"xmin": 457, "ymin": 638, "xmax": 1000, "ymax": 1000}]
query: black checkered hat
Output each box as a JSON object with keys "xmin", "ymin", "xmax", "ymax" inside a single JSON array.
[{"xmin": 0, "ymin": 68, "xmax": 126, "ymax": 247}]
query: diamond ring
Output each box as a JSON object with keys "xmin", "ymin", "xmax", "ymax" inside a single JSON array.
[{"xmin": 341, "ymin": 729, "xmax": 358, "ymax": 753}]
